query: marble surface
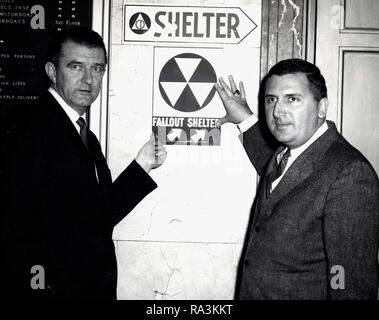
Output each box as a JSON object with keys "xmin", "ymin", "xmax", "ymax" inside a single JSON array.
[
  {"xmin": 108, "ymin": 0, "xmax": 262, "ymax": 299},
  {"xmin": 116, "ymin": 241, "xmax": 243, "ymax": 299}
]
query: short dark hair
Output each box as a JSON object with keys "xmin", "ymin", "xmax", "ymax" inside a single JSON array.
[
  {"xmin": 264, "ymin": 58, "xmax": 327, "ymax": 101},
  {"xmin": 45, "ymin": 27, "xmax": 107, "ymax": 67}
]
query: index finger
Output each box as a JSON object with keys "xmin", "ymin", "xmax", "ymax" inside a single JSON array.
[
  {"xmin": 228, "ymin": 75, "xmax": 238, "ymax": 93},
  {"xmin": 218, "ymin": 77, "xmax": 233, "ymax": 96},
  {"xmin": 215, "ymin": 81, "xmax": 228, "ymax": 101},
  {"xmin": 152, "ymin": 129, "xmax": 167, "ymax": 145}
]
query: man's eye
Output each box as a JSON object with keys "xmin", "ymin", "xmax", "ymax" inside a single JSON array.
[
  {"xmin": 266, "ymin": 97, "xmax": 276, "ymax": 104},
  {"xmin": 92, "ymin": 66, "xmax": 105, "ymax": 73},
  {"xmin": 70, "ymin": 64, "xmax": 83, "ymax": 71},
  {"xmin": 288, "ymin": 97, "xmax": 299, "ymax": 102}
]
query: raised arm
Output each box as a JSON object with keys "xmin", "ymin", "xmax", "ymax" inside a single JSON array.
[{"xmin": 215, "ymin": 76, "xmax": 277, "ymax": 175}]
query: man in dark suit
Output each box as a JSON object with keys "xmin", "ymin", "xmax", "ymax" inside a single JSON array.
[
  {"xmin": 215, "ymin": 59, "xmax": 379, "ymax": 299},
  {"xmin": 0, "ymin": 27, "xmax": 167, "ymax": 299}
]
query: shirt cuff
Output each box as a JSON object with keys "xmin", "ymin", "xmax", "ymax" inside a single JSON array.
[{"xmin": 236, "ymin": 114, "xmax": 258, "ymax": 133}]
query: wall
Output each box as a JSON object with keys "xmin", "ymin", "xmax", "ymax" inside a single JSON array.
[
  {"xmin": 108, "ymin": 0, "xmax": 260, "ymax": 300},
  {"xmin": 95, "ymin": 0, "xmax": 308, "ymax": 300}
]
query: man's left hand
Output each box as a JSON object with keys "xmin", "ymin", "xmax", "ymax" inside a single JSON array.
[{"xmin": 135, "ymin": 133, "xmax": 167, "ymax": 173}]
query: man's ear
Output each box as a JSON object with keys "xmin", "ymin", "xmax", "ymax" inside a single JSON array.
[
  {"xmin": 318, "ymin": 98, "xmax": 328, "ymax": 119},
  {"xmin": 45, "ymin": 62, "xmax": 57, "ymax": 84}
]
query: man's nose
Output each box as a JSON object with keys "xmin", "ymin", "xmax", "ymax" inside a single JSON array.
[
  {"xmin": 82, "ymin": 68, "xmax": 93, "ymax": 84},
  {"xmin": 273, "ymin": 100, "xmax": 286, "ymax": 118}
]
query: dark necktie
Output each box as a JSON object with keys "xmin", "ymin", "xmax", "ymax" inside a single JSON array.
[
  {"xmin": 266, "ymin": 148, "xmax": 291, "ymax": 196},
  {"xmin": 77, "ymin": 117, "xmax": 109, "ymax": 185},
  {"xmin": 76, "ymin": 117, "xmax": 89, "ymax": 149}
]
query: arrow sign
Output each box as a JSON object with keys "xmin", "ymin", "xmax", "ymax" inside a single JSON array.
[
  {"xmin": 191, "ymin": 129, "xmax": 207, "ymax": 143},
  {"xmin": 167, "ymin": 128, "xmax": 183, "ymax": 142},
  {"xmin": 124, "ymin": 5, "xmax": 258, "ymax": 45}
]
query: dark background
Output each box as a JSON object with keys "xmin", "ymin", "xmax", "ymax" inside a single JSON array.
[{"xmin": 0, "ymin": 0, "xmax": 92, "ymax": 107}]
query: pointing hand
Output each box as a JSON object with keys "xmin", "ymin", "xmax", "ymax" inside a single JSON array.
[{"xmin": 135, "ymin": 133, "xmax": 167, "ymax": 173}]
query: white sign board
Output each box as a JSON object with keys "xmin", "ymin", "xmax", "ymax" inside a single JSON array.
[
  {"xmin": 123, "ymin": 4, "xmax": 260, "ymax": 46},
  {"xmin": 122, "ymin": 2, "xmax": 261, "ymax": 146}
]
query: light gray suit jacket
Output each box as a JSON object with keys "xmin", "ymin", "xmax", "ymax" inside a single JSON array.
[{"xmin": 237, "ymin": 120, "xmax": 379, "ymax": 299}]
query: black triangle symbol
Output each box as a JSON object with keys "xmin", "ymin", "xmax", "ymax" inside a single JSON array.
[
  {"xmin": 174, "ymin": 84, "xmax": 200, "ymax": 112},
  {"xmin": 159, "ymin": 59, "xmax": 186, "ymax": 82},
  {"xmin": 189, "ymin": 58, "xmax": 217, "ymax": 83}
]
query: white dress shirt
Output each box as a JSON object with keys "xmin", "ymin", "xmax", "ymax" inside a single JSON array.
[
  {"xmin": 237, "ymin": 114, "xmax": 259, "ymax": 133},
  {"xmin": 270, "ymin": 121, "xmax": 328, "ymax": 192},
  {"xmin": 237, "ymin": 114, "xmax": 329, "ymax": 192},
  {"xmin": 48, "ymin": 87, "xmax": 83, "ymax": 134}
]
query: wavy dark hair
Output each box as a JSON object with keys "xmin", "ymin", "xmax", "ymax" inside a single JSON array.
[
  {"xmin": 45, "ymin": 27, "xmax": 107, "ymax": 68},
  {"xmin": 262, "ymin": 58, "xmax": 327, "ymax": 101}
]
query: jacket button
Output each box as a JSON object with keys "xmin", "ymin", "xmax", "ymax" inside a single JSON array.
[
  {"xmin": 254, "ymin": 226, "xmax": 260, "ymax": 232},
  {"xmin": 244, "ymin": 259, "xmax": 249, "ymax": 266}
]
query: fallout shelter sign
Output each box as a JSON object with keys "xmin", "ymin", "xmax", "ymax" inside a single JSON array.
[
  {"xmin": 123, "ymin": 2, "xmax": 261, "ymax": 146},
  {"xmin": 153, "ymin": 48, "xmax": 222, "ymax": 146}
]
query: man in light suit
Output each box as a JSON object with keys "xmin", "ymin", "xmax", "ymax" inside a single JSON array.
[
  {"xmin": 0, "ymin": 27, "xmax": 167, "ymax": 299},
  {"xmin": 215, "ymin": 59, "xmax": 379, "ymax": 299}
]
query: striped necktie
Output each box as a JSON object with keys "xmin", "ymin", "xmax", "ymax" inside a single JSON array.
[{"xmin": 266, "ymin": 148, "xmax": 291, "ymax": 196}]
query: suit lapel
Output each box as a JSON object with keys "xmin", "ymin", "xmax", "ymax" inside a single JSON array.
[
  {"xmin": 254, "ymin": 121, "xmax": 340, "ymax": 224},
  {"xmin": 88, "ymin": 130, "xmax": 112, "ymax": 187},
  {"xmin": 41, "ymin": 92, "xmax": 98, "ymax": 178},
  {"xmin": 253, "ymin": 146, "xmax": 284, "ymax": 220}
]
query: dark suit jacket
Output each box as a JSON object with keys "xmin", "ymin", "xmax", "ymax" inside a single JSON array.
[
  {"xmin": 237, "ymin": 120, "xmax": 379, "ymax": 299},
  {"xmin": 0, "ymin": 92, "xmax": 157, "ymax": 299}
]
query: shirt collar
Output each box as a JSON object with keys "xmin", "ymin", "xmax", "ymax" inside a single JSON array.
[
  {"xmin": 48, "ymin": 87, "xmax": 82, "ymax": 132},
  {"xmin": 289, "ymin": 121, "xmax": 329, "ymax": 160}
]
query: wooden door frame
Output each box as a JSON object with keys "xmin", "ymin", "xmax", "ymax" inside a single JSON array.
[
  {"xmin": 89, "ymin": 0, "xmax": 112, "ymax": 159},
  {"xmin": 304, "ymin": 0, "xmax": 317, "ymax": 63}
]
